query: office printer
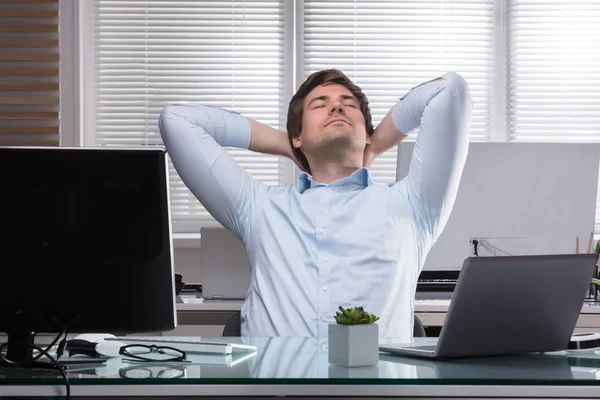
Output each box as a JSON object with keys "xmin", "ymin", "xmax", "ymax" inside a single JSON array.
[{"xmin": 415, "ymin": 270, "xmax": 460, "ymax": 300}]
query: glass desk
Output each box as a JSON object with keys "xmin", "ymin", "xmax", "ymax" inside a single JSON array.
[{"xmin": 2, "ymin": 337, "xmax": 600, "ymax": 399}]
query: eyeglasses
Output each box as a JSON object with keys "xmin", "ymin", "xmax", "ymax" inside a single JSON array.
[{"xmin": 119, "ymin": 344, "xmax": 187, "ymax": 363}]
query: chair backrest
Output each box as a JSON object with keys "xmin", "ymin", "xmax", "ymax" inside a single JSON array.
[
  {"xmin": 222, "ymin": 311, "xmax": 427, "ymax": 337},
  {"xmin": 222, "ymin": 311, "xmax": 241, "ymax": 337},
  {"xmin": 413, "ymin": 315, "xmax": 426, "ymax": 337}
]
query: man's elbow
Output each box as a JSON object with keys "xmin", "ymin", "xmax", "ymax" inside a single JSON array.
[
  {"xmin": 443, "ymin": 72, "xmax": 472, "ymax": 105},
  {"xmin": 158, "ymin": 105, "xmax": 177, "ymax": 140}
]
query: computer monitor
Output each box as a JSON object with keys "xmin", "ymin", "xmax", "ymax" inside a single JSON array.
[
  {"xmin": 396, "ymin": 141, "xmax": 600, "ymax": 270},
  {"xmin": 0, "ymin": 146, "xmax": 176, "ymax": 363}
]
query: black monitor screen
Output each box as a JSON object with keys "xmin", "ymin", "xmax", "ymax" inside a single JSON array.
[
  {"xmin": 3, "ymin": 148, "xmax": 164, "ymax": 261},
  {"xmin": 0, "ymin": 147, "xmax": 175, "ymax": 363}
]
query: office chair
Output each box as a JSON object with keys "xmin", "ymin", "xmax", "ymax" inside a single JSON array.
[
  {"xmin": 222, "ymin": 311, "xmax": 242, "ymax": 337},
  {"xmin": 413, "ymin": 315, "xmax": 426, "ymax": 337},
  {"xmin": 222, "ymin": 311, "xmax": 427, "ymax": 337}
]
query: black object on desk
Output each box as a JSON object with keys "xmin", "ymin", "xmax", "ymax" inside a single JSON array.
[
  {"xmin": 416, "ymin": 270, "xmax": 460, "ymax": 291},
  {"xmin": 0, "ymin": 146, "xmax": 177, "ymax": 365},
  {"xmin": 584, "ymin": 268, "xmax": 599, "ymax": 302},
  {"xmin": 175, "ymin": 273, "xmax": 185, "ymax": 296},
  {"xmin": 66, "ymin": 339, "xmax": 101, "ymax": 358},
  {"xmin": 181, "ymin": 283, "xmax": 202, "ymax": 294},
  {"xmin": 416, "ymin": 270, "xmax": 460, "ymax": 300}
]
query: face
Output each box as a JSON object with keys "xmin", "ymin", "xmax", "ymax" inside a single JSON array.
[{"xmin": 292, "ymin": 83, "xmax": 370, "ymax": 156}]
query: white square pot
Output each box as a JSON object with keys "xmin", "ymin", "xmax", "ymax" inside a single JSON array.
[{"xmin": 328, "ymin": 323, "xmax": 379, "ymax": 367}]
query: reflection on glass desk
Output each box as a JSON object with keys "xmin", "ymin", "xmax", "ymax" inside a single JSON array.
[
  {"xmin": 1, "ymin": 337, "xmax": 600, "ymax": 381},
  {"xmin": 379, "ymin": 352, "xmax": 577, "ymax": 380},
  {"xmin": 118, "ymin": 363, "xmax": 187, "ymax": 379},
  {"xmin": 3, "ymin": 337, "xmax": 600, "ymax": 398}
]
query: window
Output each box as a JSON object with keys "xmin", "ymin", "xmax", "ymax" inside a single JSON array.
[
  {"xmin": 88, "ymin": 0, "xmax": 289, "ymax": 233},
  {"xmin": 507, "ymin": 0, "xmax": 600, "ymax": 236},
  {"xmin": 303, "ymin": 0, "xmax": 495, "ymax": 182},
  {"xmin": 85, "ymin": 0, "xmax": 600, "ymax": 235},
  {"xmin": 508, "ymin": 0, "xmax": 600, "ymax": 142}
]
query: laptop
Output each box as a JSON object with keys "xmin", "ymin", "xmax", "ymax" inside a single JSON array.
[
  {"xmin": 379, "ymin": 254, "xmax": 598, "ymax": 359},
  {"xmin": 200, "ymin": 227, "xmax": 251, "ymax": 300}
]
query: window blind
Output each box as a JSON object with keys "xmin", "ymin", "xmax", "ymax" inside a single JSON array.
[
  {"xmin": 0, "ymin": 0, "xmax": 60, "ymax": 147},
  {"xmin": 507, "ymin": 0, "xmax": 600, "ymax": 234},
  {"xmin": 93, "ymin": 0, "xmax": 286, "ymax": 233},
  {"xmin": 302, "ymin": 0, "xmax": 495, "ymax": 184}
]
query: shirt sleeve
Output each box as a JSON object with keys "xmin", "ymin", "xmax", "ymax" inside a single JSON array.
[
  {"xmin": 158, "ymin": 104, "xmax": 264, "ymax": 239},
  {"xmin": 393, "ymin": 72, "xmax": 472, "ymax": 242}
]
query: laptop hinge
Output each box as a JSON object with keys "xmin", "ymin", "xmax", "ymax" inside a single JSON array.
[{"xmin": 213, "ymin": 295, "xmax": 223, "ymax": 300}]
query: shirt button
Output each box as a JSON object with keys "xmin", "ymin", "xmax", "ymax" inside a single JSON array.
[
  {"xmin": 321, "ymin": 315, "xmax": 327, "ymax": 322},
  {"xmin": 321, "ymin": 343, "xmax": 328, "ymax": 350},
  {"xmin": 319, "ymin": 228, "xmax": 325, "ymax": 234},
  {"xmin": 322, "ymin": 285, "xmax": 329, "ymax": 291}
]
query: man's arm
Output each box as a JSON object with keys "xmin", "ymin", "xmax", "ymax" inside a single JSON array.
[
  {"xmin": 363, "ymin": 78, "xmax": 445, "ymax": 168},
  {"xmin": 247, "ymin": 119, "xmax": 305, "ymax": 171},
  {"xmin": 369, "ymin": 72, "xmax": 472, "ymax": 239},
  {"xmin": 247, "ymin": 119, "xmax": 292, "ymax": 157},
  {"xmin": 159, "ymin": 104, "xmax": 294, "ymax": 238}
]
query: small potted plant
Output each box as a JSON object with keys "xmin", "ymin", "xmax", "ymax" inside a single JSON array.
[{"xmin": 328, "ymin": 306, "xmax": 379, "ymax": 367}]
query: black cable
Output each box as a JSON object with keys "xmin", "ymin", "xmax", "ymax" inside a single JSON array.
[
  {"xmin": 32, "ymin": 329, "xmax": 62, "ymax": 361},
  {"xmin": 0, "ymin": 340, "xmax": 70, "ymax": 399},
  {"xmin": 0, "ymin": 315, "xmax": 76, "ymax": 400},
  {"xmin": 472, "ymin": 239, "xmax": 479, "ymax": 256},
  {"xmin": 36, "ymin": 313, "xmax": 74, "ymax": 361}
]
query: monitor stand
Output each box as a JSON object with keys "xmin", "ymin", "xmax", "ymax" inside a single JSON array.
[{"xmin": 2, "ymin": 329, "xmax": 36, "ymax": 364}]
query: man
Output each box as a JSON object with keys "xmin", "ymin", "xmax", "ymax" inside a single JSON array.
[{"xmin": 159, "ymin": 70, "xmax": 472, "ymax": 340}]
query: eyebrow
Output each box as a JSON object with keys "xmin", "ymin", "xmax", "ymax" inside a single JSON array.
[{"xmin": 307, "ymin": 94, "xmax": 358, "ymax": 108}]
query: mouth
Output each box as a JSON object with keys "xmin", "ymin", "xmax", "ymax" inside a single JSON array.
[{"xmin": 325, "ymin": 118, "xmax": 349, "ymax": 127}]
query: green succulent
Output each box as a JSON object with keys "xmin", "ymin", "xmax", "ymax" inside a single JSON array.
[{"xmin": 334, "ymin": 306, "xmax": 379, "ymax": 325}]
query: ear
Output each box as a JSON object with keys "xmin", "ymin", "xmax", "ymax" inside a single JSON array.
[{"xmin": 292, "ymin": 136, "xmax": 302, "ymax": 149}]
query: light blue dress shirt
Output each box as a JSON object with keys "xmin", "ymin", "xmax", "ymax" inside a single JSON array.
[{"xmin": 159, "ymin": 72, "xmax": 472, "ymax": 340}]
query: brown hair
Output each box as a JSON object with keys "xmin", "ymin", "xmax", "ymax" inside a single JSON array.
[{"xmin": 286, "ymin": 69, "xmax": 374, "ymax": 174}]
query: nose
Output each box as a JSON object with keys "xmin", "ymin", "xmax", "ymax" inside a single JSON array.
[{"xmin": 329, "ymin": 101, "xmax": 344, "ymax": 115}]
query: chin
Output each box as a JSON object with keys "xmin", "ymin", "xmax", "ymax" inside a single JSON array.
[
  {"xmin": 322, "ymin": 132, "xmax": 364, "ymax": 149},
  {"xmin": 324, "ymin": 126, "xmax": 354, "ymax": 137}
]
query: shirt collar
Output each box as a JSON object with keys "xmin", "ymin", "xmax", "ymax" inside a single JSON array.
[{"xmin": 296, "ymin": 167, "xmax": 375, "ymax": 194}]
